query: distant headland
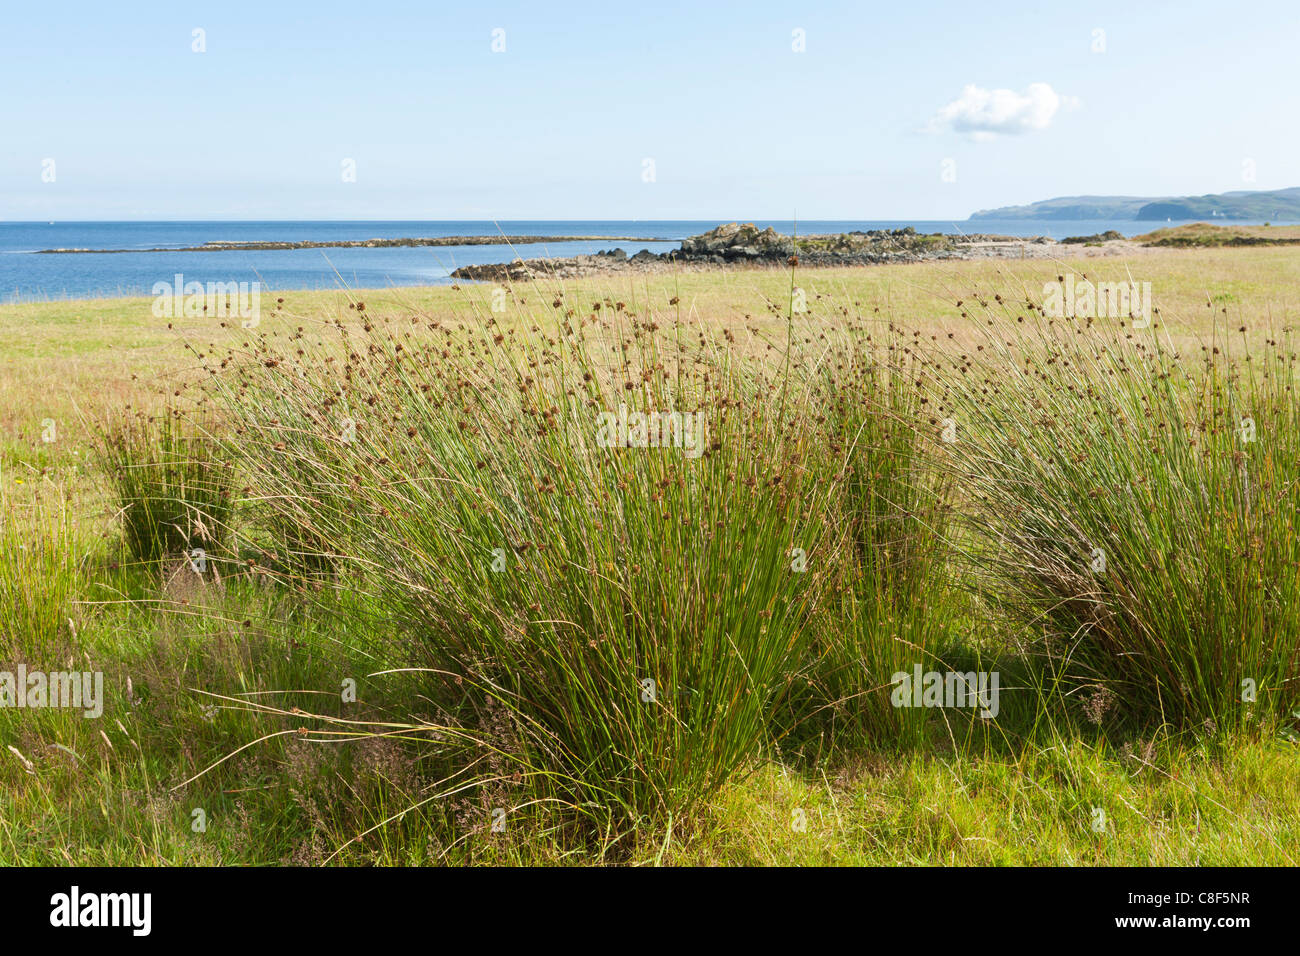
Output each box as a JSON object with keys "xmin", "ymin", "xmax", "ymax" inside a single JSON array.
[{"xmin": 969, "ymin": 186, "xmax": 1300, "ymax": 222}]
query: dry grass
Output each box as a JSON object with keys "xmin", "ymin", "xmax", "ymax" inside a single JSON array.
[
  {"xmin": 4, "ymin": 245, "xmax": 1298, "ymax": 424},
  {"xmin": 1138, "ymin": 222, "xmax": 1300, "ymax": 245}
]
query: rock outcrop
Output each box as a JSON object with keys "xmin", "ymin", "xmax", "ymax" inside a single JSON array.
[{"xmin": 449, "ymin": 223, "xmax": 1082, "ymax": 282}]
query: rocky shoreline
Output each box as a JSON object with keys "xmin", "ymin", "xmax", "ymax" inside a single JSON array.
[
  {"xmin": 449, "ymin": 222, "xmax": 1141, "ymax": 282},
  {"xmin": 33, "ymin": 223, "xmax": 1155, "ymax": 280},
  {"xmin": 34, "ymin": 234, "xmax": 674, "ymax": 254}
]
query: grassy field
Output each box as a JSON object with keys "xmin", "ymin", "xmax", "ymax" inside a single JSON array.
[
  {"xmin": 1139, "ymin": 222, "xmax": 1300, "ymax": 246},
  {"xmin": 2, "ymin": 246, "xmax": 1298, "ymax": 865}
]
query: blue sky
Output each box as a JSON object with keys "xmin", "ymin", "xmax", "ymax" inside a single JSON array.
[{"xmin": 2, "ymin": 0, "xmax": 1296, "ymax": 220}]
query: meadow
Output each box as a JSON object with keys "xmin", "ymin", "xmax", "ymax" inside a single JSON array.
[{"xmin": 1, "ymin": 246, "xmax": 1298, "ymax": 865}]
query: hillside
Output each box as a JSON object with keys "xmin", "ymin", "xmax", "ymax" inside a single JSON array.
[{"xmin": 970, "ymin": 187, "xmax": 1300, "ymax": 222}]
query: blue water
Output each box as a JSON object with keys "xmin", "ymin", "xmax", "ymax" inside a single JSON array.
[{"xmin": 1, "ymin": 219, "xmax": 1290, "ymax": 304}]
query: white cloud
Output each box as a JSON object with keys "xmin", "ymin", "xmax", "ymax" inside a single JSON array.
[{"xmin": 929, "ymin": 82, "xmax": 1079, "ymax": 140}]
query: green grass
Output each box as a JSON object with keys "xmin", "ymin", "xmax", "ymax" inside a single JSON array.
[
  {"xmin": 94, "ymin": 407, "xmax": 236, "ymax": 569},
  {"xmin": 2, "ymin": 250, "xmax": 1299, "ymax": 865},
  {"xmin": 923, "ymin": 310, "xmax": 1300, "ymax": 730},
  {"xmin": 207, "ymin": 296, "xmax": 847, "ymax": 840},
  {"xmin": 0, "ymin": 483, "xmax": 84, "ymax": 657}
]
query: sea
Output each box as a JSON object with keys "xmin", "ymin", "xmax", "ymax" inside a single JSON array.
[{"xmin": 0, "ymin": 218, "xmax": 1290, "ymax": 305}]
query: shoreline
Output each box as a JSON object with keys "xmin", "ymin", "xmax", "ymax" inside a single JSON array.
[
  {"xmin": 8, "ymin": 222, "xmax": 1294, "ymax": 305},
  {"xmin": 0, "ymin": 238, "xmax": 1138, "ymax": 305},
  {"xmin": 448, "ymin": 221, "xmax": 1300, "ymax": 282},
  {"xmin": 32, "ymin": 234, "xmax": 680, "ymax": 254},
  {"xmin": 0, "ymin": 241, "xmax": 1163, "ymax": 307},
  {"xmin": 449, "ymin": 223, "xmax": 1143, "ymax": 282}
]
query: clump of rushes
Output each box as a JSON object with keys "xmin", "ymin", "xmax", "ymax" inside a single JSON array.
[
  {"xmin": 209, "ymin": 293, "xmax": 838, "ymax": 840},
  {"xmin": 96, "ymin": 407, "xmax": 235, "ymax": 568},
  {"xmin": 0, "ymin": 482, "xmax": 83, "ymax": 656},
  {"xmin": 925, "ymin": 303, "xmax": 1300, "ymax": 731},
  {"xmin": 781, "ymin": 324, "xmax": 956, "ymax": 753}
]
